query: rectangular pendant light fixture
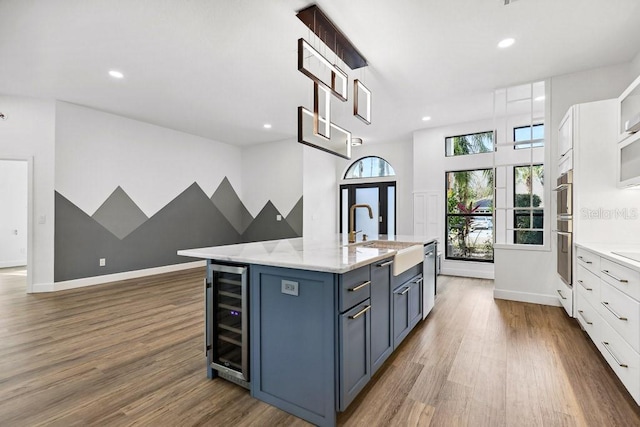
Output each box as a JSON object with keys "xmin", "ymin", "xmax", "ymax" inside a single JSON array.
[
  {"xmin": 354, "ymin": 79, "xmax": 371, "ymax": 124},
  {"xmin": 296, "ymin": 5, "xmax": 368, "ymax": 70},
  {"xmin": 314, "ymin": 82, "xmax": 331, "ymax": 139},
  {"xmin": 298, "ymin": 106, "xmax": 351, "ymax": 159},
  {"xmin": 298, "ymin": 38, "xmax": 348, "ymax": 101}
]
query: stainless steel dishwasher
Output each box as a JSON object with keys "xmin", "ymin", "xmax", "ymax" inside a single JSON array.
[{"xmin": 422, "ymin": 242, "xmax": 437, "ymax": 319}]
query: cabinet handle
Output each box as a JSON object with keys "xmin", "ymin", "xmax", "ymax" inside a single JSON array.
[
  {"xmin": 602, "ymin": 341, "xmax": 628, "ymax": 368},
  {"xmin": 601, "ymin": 302, "xmax": 628, "ymax": 321},
  {"xmin": 205, "ymin": 278, "xmax": 212, "ymax": 355},
  {"xmin": 400, "ymin": 287, "xmax": 410, "ymax": 295},
  {"xmin": 348, "ymin": 281, "xmax": 371, "ymax": 292},
  {"xmin": 577, "ymin": 310, "xmax": 592, "ymax": 325},
  {"xmin": 425, "ymin": 251, "xmax": 433, "ymax": 257},
  {"xmin": 412, "ymin": 278, "xmax": 424, "ymax": 284},
  {"xmin": 557, "ymin": 289, "xmax": 567, "ymax": 300},
  {"xmin": 578, "ymin": 280, "xmax": 592, "ymax": 291},
  {"xmin": 349, "ymin": 305, "xmax": 371, "ymax": 320},
  {"xmin": 601, "ymin": 270, "xmax": 629, "ymax": 283},
  {"xmin": 376, "ymin": 260, "xmax": 394, "ymax": 268},
  {"xmin": 553, "ymin": 183, "xmax": 569, "ymax": 191},
  {"xmin": 577, "ymin": 256, "xmax": 592, "ymax": 265}
]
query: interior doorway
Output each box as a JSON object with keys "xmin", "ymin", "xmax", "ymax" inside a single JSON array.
[
  {"xmin": 340, "ymin": 182, "xmax": 396, "ymax": 238},
  {"xmin": 0, "ymin": 158, "xmax": 31, "ymax": 291}
]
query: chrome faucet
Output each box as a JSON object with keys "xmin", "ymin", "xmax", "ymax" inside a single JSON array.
[{"xmin": 349, "ymin": 204, "xmax": 373, "ymax": 243}]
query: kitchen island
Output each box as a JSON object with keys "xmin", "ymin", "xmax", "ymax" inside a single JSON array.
[{"xmin": 178, "ymin": 235, "xmax": 437, "ymax": 427}]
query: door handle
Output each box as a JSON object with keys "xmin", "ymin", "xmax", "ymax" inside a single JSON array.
[
  {"xmin": 577, "ymin": 280, "xmax": 592, "ymax": 291},
  {"xmin": 601, "ymin": 270, "xmax": 629, "ymax": 283},
  {"xmin": 349, "ymin": 305, "xmax": 371, "ymax": 320},
  {"xmin": 348, "ymin": 281, "xmax": 371, "ymax": 292},
  {"xmin": 601, "ymin": 302, "xmax": 628, "ymax": 321}
]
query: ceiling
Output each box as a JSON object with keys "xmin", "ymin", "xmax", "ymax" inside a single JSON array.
[{"xmin": 1, "ymin": 0, "xmax": 639, "ymax": 147}]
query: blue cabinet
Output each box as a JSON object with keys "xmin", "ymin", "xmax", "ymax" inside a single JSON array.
[
  {"xmin": 338, "ymin": 299, "xmax": 372, "ymax": 411},
  {"xmin": 393, "ymin": 275, "xmax": 422, "ymax": 349},
  {"xmin": 370, "ymin": 258, "xmax": 394, "ymax": 374},
  {"xmin": 248, "ymin": 258, "xmax": 425, "ymax": 427}
]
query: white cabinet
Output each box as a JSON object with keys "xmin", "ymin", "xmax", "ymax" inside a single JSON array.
[
  {"xmin": 617, "ymin": 74, "xmax": 640, "ymax": 187},
  {"xmin": 574, "ymin": 245, "xmax": 640, "ymax": 405},
  {"xmin": 556, "ymin": 279, "xmax": 573, "ymax": 317},
  {"xmin": 617, "ymin": 132, "xmax": 640, "ymax": 188},
  {"xmin": 558, "ymin": 107, "xmax": 574, "ymax": 174},
  {"xmin": 618, "ymin": 74, "xmax": 640, "ymax": 143}
]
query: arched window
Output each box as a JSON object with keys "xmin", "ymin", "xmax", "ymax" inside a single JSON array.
[{"xmin": 344, "ymin": 156, "xmax": 396, "ymax": 179}]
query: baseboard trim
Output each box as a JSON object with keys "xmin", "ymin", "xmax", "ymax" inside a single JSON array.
[
  {"xmin": 440, "ymin": 268, "xmax": 494, "ymax": 280},
  {"xmin": 35, "ymin": 261, "xmax": 207, "ymax": 293},
  {"xmin": 493, "ymin": 289, "xmax": 561, "ymax": 307},
  {"xmin": 0, "ymin": 260, "xmax": 27, "ymax": 269}
]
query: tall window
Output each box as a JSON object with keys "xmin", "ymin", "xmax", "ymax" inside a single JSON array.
[
  {"xmin": 514, "ymin": 124, "xmax": 544, "ymax": 149},
  {"xmin": 514, "ymin": 164, "xmax": 544, "ymax": 244},
  {"xmin": 446, "ymin": 169, "xmax": 494, "ymax": 262},
  {"xmin": 445, "ymin": 131, "xmax": 494, "ymax": 157}
]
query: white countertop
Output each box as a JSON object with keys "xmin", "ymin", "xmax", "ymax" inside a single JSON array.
[
  {"xmin": 178, "ymin": 234, "xmax": 438, "ymax": 274},
  {"xmin": 575, "ymin": 241, "xmax": 640, "ymax": 271}
]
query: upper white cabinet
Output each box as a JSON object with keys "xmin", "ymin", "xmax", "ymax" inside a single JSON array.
[
  {"xmin": 617, "ymin": 75, "xmax": 640, "ymax": 188},
  {"xmin": 618, "ymin": 74, "xmax": 640, "ymax": 143},
  {"xmin": 558, "ymin": 107, "xmax": 573, "ymax": 175},
  {"xmin": 618, "ymin": 131, "xmax": 640, "ymax": 188}
]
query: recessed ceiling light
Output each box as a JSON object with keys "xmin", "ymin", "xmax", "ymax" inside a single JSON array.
[
  {"xmin": 263, "ymin": 123, "xmax": 272, "ymax": 129},
  {"xmin": 422, "ymin": 116, "xmax": 431, "ymax": 121},
  {"xmin": 108, "ymin": 70, "xmax": 124, "ymax": 79},
  {"xmin": 534, "ymin": 95, "xmax": 545, "ymax": 101},
  {"xmin": 497, "ymin": 38, "xmax": 515, "ymax": 48}
]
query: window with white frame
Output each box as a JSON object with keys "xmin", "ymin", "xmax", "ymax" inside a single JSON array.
[{"xmin": 493, "ymin": 81, "xmax": 547, "ymax": 246}]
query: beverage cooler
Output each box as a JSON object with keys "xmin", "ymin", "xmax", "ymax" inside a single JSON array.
[{"xmin": 205, "ymin": 262, "xmax": 249, "ymax": 389}]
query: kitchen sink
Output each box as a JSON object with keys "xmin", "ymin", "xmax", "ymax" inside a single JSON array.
[
  {"xmin": 359, "ymin": 240, "xmax": 417, "ymax": 250},
  {"xmin": 355, "ymin": 240, "xmax": 424, "ymax": 276}
]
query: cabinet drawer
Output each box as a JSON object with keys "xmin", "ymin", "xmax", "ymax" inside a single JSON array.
[
  {"xmin": 558, "ymin": 149, "xmax": 573, "ymax": 175},
  {"xmin": 599, "ymin": 281, "xmax": 640, "ymax": 353},
  {"xmin": 601, "ymin": 257, "xmax": 640, "ymax": 301},
  {"xmin": 339, "ymin": 265, "xmax": 371, "ymax": 312},
  {"xmin": 576, "ymin": 294, "xmax": 600, "ymax": 342},
  {"xmin": 596, "ymin": 317, "xmax": 640, "ymax": 405},
  {"xmin": 576, "ymin": 265, "xmax": 600, "ymax": 309},
  {"xmin": 556, "ymin": 280, "xmax": 573, "ymax": 317},
  {"xmin": 576, "ymin": 247, "xmax": 601, "ymax": 277}
]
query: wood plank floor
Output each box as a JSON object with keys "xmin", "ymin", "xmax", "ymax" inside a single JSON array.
[{"xmin": 1, "ymin": 268, "xmax": 639, "ymax": 426}]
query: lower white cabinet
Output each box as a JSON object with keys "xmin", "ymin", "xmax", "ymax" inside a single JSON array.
[
  {"xmin": 556, "ymin": 279, "xmax": 573, "ymax": 317},
  {"xmin": 575, "ymin": 246, "xmax": 640, "ymax": 405}
]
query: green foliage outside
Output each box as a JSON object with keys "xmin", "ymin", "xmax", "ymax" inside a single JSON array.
[{"xmin": 446, "ymin": 136, "xmax": 494, "ymax": 261}]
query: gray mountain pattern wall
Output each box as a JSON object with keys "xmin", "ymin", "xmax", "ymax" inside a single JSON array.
[
  {"xmin": 92, "ymin": 186, "xmax": 148, "ymax": 239},
  {"xmin": 55, "ymin": 179, "xmax": 303, "ymax": 282}
]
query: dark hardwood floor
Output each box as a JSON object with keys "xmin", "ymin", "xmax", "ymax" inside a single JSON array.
[{"xmin": 1, "ymin": 267, "xmax": 639, "ymax": 426}]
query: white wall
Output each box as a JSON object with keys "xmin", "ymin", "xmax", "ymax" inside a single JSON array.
[
  {"xmin": 496, "ymin": 63, "xmax": 637, "ymax": 305},
  {"xmin": 0, "ymin": 95, "xmax": 55, "ymax": 289},
  {"xmin": 0, "ymin": 159, "xmax": 28, "ymax": 267},
  {"xmin": 413, "ymin": 119, "xmax": 495, "ymax": 279},
  {"xmin": 241, "ymin": 138, "xmax": 302, "ymax": 218},
  {"xmin": 55, "ymin": 101, "xmax": 242, "ymax": 217},
  {"xmin": 303, "ymin": 144, "xmax": 338, "ymax": 239}
]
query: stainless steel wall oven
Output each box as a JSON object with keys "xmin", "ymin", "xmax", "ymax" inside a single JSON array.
[{"xmin": 554, "ymin": 171, "xmax": 573, "ymax": 285}]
